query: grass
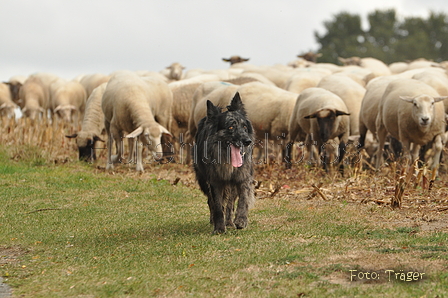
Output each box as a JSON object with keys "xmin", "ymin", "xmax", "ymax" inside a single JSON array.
[{"xmin": 1, "ymin": 139, "xmax": 448, "ymax": 297}]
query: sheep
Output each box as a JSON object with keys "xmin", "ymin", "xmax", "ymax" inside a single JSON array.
[
  {"xmin": 297, "ymin": 51, "xmax": 322, "ymax": 63},
  {"xmin": 358, "ymin": 76, "xmax": 399, "ymax": 149},
  {"xmin": 284, "ymin": 69, "xmax": 330, "ymax": 94},
  {"xmin": 339, "ymin": 56, "xmax": 392, "ymax": 77},
  {"xmin": 19, "ymin": 76, "xmax": 50, "ymax": 120},
  {"xmin": 317, "ymin": 74, "xmax": 366, "ymax": 135},
  {"xmin": 79, "ymin": 73, "xmax": 111, "ymax": 98},
  {"xmin": 412, "ymin": 70, "xmax": 448, "ymax": 113},
  {"xmin": 169, "ymin": 82, "xmax": 201, "ymax": 138},
  {"xmin": 389, "ymin": 62, "xmax": 409, "ymax": 74},
  {"xmin": 0, "ymin": 83, "xmax": 18, "ymax": 118},
  {"xmin": 375, "ymin": 78, "xmax": 447, "ymax": 170},
  {"xmin": 230, "ymin": 63, "xmax": 295, "ymax": 88},
  {"xmin": 286, "ymin": 87, "xmax": 350, "ymax": 171},
  {"xmin": 5, "ymin": 75, "xmax": 26, "ymax": 105},
  {"xmin": 222, "ymin": 55, "xmax": 250, "ymax": 65},
  {"xmin": 102, "ymin": 71, "xmax": 173, "ymax": 172},
  {"xmin": 50, "ymin": 78, "xmax": 87, "ymax": 123},
  {"xmin": 65, "ymin": 82, "xmax": 108, "ymax": 161},
  {"xmin": 161, "ymin": 62, "xmax": 185, "ymax": 81}
]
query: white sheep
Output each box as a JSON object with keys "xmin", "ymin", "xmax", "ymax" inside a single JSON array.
[
  {"xmin": 102, "ymin": 71, "xmax": 173, "ymax": 172},
  {"xmin": 375, "ymin": 78, "xmax": 447, "ymax": 169},
  {"xmin": 287, "ymin": 87, "xmax": 350, "ymax": 170},
  {"xmin": 0, "ymin": 83, "xmax": 18, "ymax": 118},
  {"xmin": 161, "ymin": 62, "xmax": 185, "ymax": 81},
  {"xmin": 50, "ymin": 78, "xmax": 87, "ymax": 123},
  {"xmin": 317, "ymin": 74, "xmax": 366, "ymax": 135},
  {"xmin": 19, "ymin": 76, "xmax": 50, "ymax": 119},
  {"xmin": 358, "ymin": 76, "xmax": 399, "ymax": 150},
  {"xmin": 65, "ymin": 82, "xmax": 108, "ymax": 161},
  {"xmin": 79, "ymin": 73, "xmax": 111, "ymax": 98},
  {"xmin": 339, "ymin": 56, "xmax": 392, "ymax": 77},
  {"xmin": 284, "ymin": 69, "xmax": 330, "ymax": 94}
]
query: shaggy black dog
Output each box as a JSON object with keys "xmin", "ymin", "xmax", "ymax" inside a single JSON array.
[{"xmin": 193, "ymin": 92, "xmax": 255, "ymax": 234}]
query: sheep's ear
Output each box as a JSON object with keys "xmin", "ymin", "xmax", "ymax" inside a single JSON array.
[
  {"xmin": 434, "ymin": 96, "xmax": 448, "ymax": 103},
  {"xmin": 126, "ymin": 126, "xmax": 143, "ymax": 138},
  {"xmin": 65, "ymin": 133, "xmax": 78, "ymax": 138},
  {"xmin": 400, "ymin": 96, "xmax": 415, "ymax": 103},
  {"xmin": 336, "ymin": 110, "xmax": 350, "ymax": 117},
  {"xmin": 206, "ymin": 100, "xmax": 220, "ymax": 120},
  {"xmin": 227, "ymin": 92, "xmax": 245, "ymax": 114},
  {"xmin": 158, "ymin": 124, "xmax": 172, "ymax": 137},
  {"xmin": 304, "ymin": 112, "xmax": 317, "ymax": 119},
  {"xmin": 93, "ymin": 135, "xmax": 105, "ymax": 142}
]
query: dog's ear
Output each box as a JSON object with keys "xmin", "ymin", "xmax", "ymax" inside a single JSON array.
[
  {"xmin": 206, "ymin": 100, "xmax": 220, "ymax": 121},
  {"xmin": 227, "ymin": 92, "xmax": 246, "ymax": 114},
  {"xmin": 246, "ymin": 119, "xmax": 254, "ymax": 134}
]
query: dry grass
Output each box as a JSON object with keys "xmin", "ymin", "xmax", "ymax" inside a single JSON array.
[{"xmin": 3, "ymin": 116, "xmax": 448, "ymax": 211}]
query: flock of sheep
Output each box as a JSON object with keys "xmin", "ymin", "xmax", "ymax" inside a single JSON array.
[{"xmin": 2, "ymin": 54, "xmax": 448, "ymax": 174}]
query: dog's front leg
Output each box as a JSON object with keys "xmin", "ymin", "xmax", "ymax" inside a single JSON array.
[
  {"xmin": 225, "ymin": 186, "xmax": 237, "ymax": 228},
  {"xmin": 234, "ymin": 182, "xmax": 254, "ymax": 229},
  {"xmin": 210, "ymin": 185, "xmax": 226, "ymax": 234}
]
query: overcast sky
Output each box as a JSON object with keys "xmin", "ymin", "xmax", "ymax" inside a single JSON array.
[{"xmin": 1, "ymin": 0, "xmax": 448, "ymax": 81}]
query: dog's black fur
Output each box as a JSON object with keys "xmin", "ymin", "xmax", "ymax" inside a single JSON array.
[{"xmin": 193, "ymin": 92, "xmax": 255, "ymax": 234}]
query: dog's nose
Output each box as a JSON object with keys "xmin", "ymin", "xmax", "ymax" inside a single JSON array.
[{"xmin": 243, "ymin": 139, "xmax": 252, "ymax": 146}]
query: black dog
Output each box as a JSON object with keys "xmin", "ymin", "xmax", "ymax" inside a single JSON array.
[{"xmin": 193, "ymin": 92, "xmax": 255, "ymax": 234}]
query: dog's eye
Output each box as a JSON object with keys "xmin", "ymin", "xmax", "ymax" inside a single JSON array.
[{"xmin": 228, "ymin": 126, "xmax": 233, "ymax": 130}]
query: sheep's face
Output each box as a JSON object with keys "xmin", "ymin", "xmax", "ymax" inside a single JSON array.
[
  {"xmin": 304, "ymin": 109, "xmax": 350, "ymax": 143},
  {"xmin": 141, "ymin": 125, "xmax": 172, "ymax": 160},
  {"xmin": 0, "ymin": 103, "xmax": 17, "ymax": 118},
  {"xmin": 167, "ymin": 63, "xmax": 184, "ymax": 80},
  {"xmin": 22, "ymin": 106, "xmax": 44, "ymax": 120},
  {"xmin": 401, "ymin": 95, "xmax": 446, "ymax": 131},
  {"xmin": 54, "ymin": 105, "xmax": 76, "ymax": 122}
]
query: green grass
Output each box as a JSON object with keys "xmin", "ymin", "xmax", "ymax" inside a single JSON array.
[{"xmin": 1, "ymin": 145, "xmax": 448, "ymax": 297}]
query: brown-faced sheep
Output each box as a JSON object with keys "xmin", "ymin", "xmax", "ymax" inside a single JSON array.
[
  {"xmin": 286, "ymin": 87, "xmax": 350, "ymax": 171},
  {"xmin": 317, "ymin": 74, "xmax": 366, "ymax": 135},
  {"xmin": 66, "ymin": 82, "xmax": 108, "ymax": 161}
]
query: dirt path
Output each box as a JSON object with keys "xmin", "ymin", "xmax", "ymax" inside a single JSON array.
[{"xmin": 0, "ymin": 278, "xmax": 11, "ymax": 298}]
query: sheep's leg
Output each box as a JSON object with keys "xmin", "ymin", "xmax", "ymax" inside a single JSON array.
[
  {"xmin": 127, "ymin": 138, "xmax": 136, "ymax": 164},
  {"xmin": 106, "ymin": 131, "xmax": 114, "ymax": 170},
  {"xmin": 375, "ymin": 125, "xmax": 387, "ymax": 169},
  {"xmin": 135, "ymin": 138, "xmax": 144, "ymax": 172},
  {"xmin": 430, "ymin": 134, "xmax": 444, "ymax": 170},
  {"xmin": 400, "ymin": 139, "xmax": 414, "ymax": 167}
]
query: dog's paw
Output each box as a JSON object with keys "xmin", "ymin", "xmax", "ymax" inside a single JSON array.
[
  {"xmin": 212, "ymin": 227, "xmax": 226, "ymax": 235},
  {"xmin": 226, "ymin": 221, "xmax": 236, "ymax": 229},
  {"xmin": 234, "ymin": 217, "xmax": 248, "ymax": 229}
]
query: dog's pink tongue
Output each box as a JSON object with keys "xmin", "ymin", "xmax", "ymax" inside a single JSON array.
[{"xmin": 230, "ymin": 144, "xmax": 243, "ymax": 167}]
